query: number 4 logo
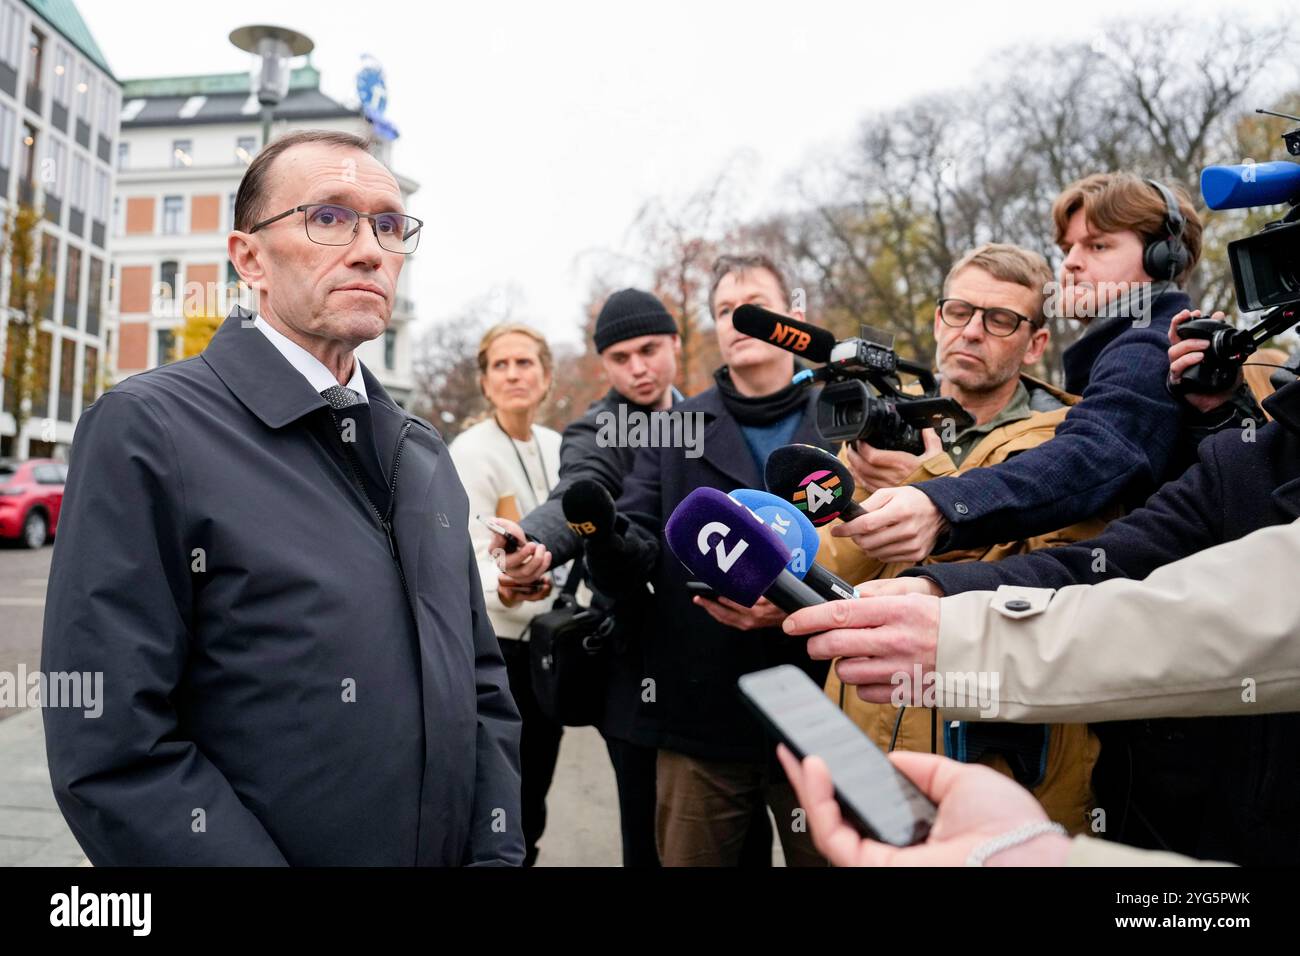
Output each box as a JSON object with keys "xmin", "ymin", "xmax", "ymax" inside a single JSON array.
[{"xmin": 805, "ymin": 480, "xmax": 835, "ymax": 513}]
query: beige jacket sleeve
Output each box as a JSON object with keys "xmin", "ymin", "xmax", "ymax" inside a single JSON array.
[
  {"xmin": 1066, "ymin": 836, "xmax": 1232, "ymax": 866},
  {"xmin": 934, "ymin": 519, "xmax": 1300, "ymax": 723}
]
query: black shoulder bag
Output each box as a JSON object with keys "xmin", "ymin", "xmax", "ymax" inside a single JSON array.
[{"xmin": 528, "ymin": 556, "xmax": 613, "ymax": 727}]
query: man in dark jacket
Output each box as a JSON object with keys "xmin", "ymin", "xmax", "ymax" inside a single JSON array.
[
  {"xmin": 40, "ymin": 130, "xmax": 523, "ymax": 866},
  {"xmin": 878, "ymin": 378, "xmax": 1300, "ymax": 864},
  {"xmin": 492, "ymin": 288, "xmax": 685, "ymax": 867},
  {"xmin": 834, "ymin": 173, "xmax": 1260, "ymax": 565},
  {"xmin": 592, "ymin": 254, "xmax": 833, "ymax": 866}
]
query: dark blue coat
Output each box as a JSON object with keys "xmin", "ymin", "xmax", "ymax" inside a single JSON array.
[
  {"xmin": 911, "ymin": 380, "xmax": 1300, "ymax": 864},
  {"xmin": 609, "ymin": 387, "xmax": 832, "ymax": 762},
  {"xmin": 41, "ymin": 309, "xmax": 523, "ymax": 866},
  {"xmin": 917, "ymin": 289, "xmax": 1192, "ymax": 551}
]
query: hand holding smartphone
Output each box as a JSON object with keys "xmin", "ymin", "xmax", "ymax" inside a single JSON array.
[{"xmin": 739, "ymin": 664, "xmax": 936, "ymax": 846}]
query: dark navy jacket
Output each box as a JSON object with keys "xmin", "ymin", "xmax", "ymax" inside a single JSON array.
[
  {"xmin": 41, "ymin": 309, "xmax": 523, "ymax": 866},
  {"xmin": 607, "ymin": 387, "xmax": 833, "ymax": 763},
  {"xmin": 917, "ymin": 289, "xmax": 1192, "ymax": 552}
]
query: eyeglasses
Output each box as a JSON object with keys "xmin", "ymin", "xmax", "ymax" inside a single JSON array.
[
  {"xmin": 937, "ymin": 298, "xmax": 1036, "ymax": 337},
  {"xmin": 249, "ymin": 203, "xmax": 423, "ymax": 255}
]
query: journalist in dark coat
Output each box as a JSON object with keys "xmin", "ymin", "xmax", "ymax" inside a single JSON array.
[
  {"xmin": 610, "ymin": 386, "xmax": 833, "ymax": 763},
  {"xmin": 40, "ymin": 132, "xmax": 522, "ymax": 866},
  {"xmin": 908, "ymin": 379, "xmax": 1300, "ymax": 865}
]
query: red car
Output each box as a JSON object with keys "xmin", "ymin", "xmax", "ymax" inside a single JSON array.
[{"xmin": 0, "ymin": 458, "xmax": 67, "ymax": 548}]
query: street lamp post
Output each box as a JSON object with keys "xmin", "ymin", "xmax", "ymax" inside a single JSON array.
[{"xmin": 228, "ymin": 25, "xmax": 315, "ymax": 150}]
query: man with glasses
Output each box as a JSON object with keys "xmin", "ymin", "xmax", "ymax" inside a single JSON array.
[
  {"xmin": 42, "ymin": 130, "xmax": 524, "ymax": 865},
  {"xmin": 815, "ymin": 243, "xmax": 1114, "ymax": 834}
]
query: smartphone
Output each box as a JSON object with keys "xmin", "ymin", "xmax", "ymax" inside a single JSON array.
[
  {"xmin": 739, "ymin": 664, "xmax": 936, "ymax": 846},
  {"xmin": 475, "ymin": 513, "xmax": 520, "ymax": 554},
  {"xmin": 685, "ymin": 580, "xmax": 718, "ymax": 599}
]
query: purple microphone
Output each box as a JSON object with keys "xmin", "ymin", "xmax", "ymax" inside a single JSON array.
[{"xmin": 665, "ymin": 488, "xmax": 824, "ymax": 614}]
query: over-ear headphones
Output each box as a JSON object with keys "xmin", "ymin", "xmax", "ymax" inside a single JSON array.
[{"xmin": 1143, "ymin": 179, "xmax": 1191, "ymax": 283}]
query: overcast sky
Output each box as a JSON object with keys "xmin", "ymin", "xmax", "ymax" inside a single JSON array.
[{"xmin": 80, "ymin": 0, "xmax": 1296, "ymax": 346}]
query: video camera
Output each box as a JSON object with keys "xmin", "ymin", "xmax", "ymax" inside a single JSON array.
[
  {"xmin": 732, "ymin": 305, "xmax": 973, "ymax": 454},
  {"xmin": 1180, "ymin": 109, "xmax": 1300, "ymax": 393}
]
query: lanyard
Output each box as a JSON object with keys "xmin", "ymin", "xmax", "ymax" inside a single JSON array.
[{"xmin": 495, "ymin": 416, "xmax": 551, "ymax": 510}]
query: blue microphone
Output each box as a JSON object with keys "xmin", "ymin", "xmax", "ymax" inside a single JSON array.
[
  {"xmin": 728, "ymin": 488, "xmax": 858, "ymax": 601},
  {"xmin": 1201, "ymin": 161, "xmax": 1300, "ymax": 210}
]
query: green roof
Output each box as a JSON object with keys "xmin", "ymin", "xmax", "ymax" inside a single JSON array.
[
  {"xmin": 22, "ymin": 0, "xmax": 114, "ymax": 79},
  {"xmin": 121, "ymin": 63, "xmax": 321, "ymax": 100}
]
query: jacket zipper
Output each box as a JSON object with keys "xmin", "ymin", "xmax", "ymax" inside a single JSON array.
[{"xmin": 332, "ymin": 412, "xmax": 415, "ymax": 611}]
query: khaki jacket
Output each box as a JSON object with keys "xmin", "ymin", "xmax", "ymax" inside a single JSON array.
[{"xmin": 819, "ymin": 377, "xmax": 1117, "ymax": 835}]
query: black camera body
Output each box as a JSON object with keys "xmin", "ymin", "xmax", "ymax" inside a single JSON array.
[{"xmin": 799, "ymin": 336, "xmax": 974, "ymax": 454}]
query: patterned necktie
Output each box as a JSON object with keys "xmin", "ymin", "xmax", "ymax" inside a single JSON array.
[
  {"xmin": 320, "ymin": 386, "xmax": 389, "ymax": 513},
  {"xmin": 321, "ymin": 384, "xmax": 363, "ymax": 410}
]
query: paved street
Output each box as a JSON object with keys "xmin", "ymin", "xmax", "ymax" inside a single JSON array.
[{"xmin": 0, "ymin": 545, "xmax": 52, "ymax": 723}]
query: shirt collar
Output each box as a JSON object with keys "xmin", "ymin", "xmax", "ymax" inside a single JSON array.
[{"xmin": 253, "ymin": 314, "xmax": 368, "ymax": 402}]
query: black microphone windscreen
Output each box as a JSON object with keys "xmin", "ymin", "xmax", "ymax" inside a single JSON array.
[
  {"xmin": 764, "ymin": 444, "xmax": 859, "ymax": 527},
  {"xmin": 562, "ymin": 478, "xmax": 617, "ymax": 539},
  {"xmin": 732, "ymin": 304, "xmax": 837, "ymax": 364}
]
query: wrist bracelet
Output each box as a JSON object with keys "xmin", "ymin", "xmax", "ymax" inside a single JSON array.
[{"xmin": 965, "ymin": 821, "xmax": 1066, "ymax": 867}]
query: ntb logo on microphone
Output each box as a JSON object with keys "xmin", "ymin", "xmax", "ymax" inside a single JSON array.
[{"xmin": 768, "ymin": 321, "xmax": 812, "ymax": 352}]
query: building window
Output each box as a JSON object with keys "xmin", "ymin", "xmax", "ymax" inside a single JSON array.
[
  {"xmin": 171, "ymin": 139, "xmax": 192, "ymax": 168},
  {"xmin": 74, "ymin": 62, "xmax": 90, "ymax": 120},
  {"xmin": 26, "ymin": 27, "xmax": 44, "ymax": 92},
  {"xmin": 39, "ymin": 233, "xmax": 58, "ymax": 320},
  {"xmin": 20, "ymin": 121, "xmax": 35, "ymax": 182},
  {"xmin": 159, "ymin": 259, "xmax": 178, "ymax": 301},
  {"xmin": 82, "ymin": 344, "xmax": 97, "ymax": 406},
  {"xmin": 161, "ymin": 196, "xmax": 183, "ymax": 234},
  {"xmin": 228, "ymin": 192, "xmax": 237, "ymax": 230},
  {"xmin": 235, "ymin": 136, "xmax": 256, "ymax": 165},
  {"xmin": 156, "ymin": 328, "xmax": 175, "ymax": 366},
  {"xmin": 44, "ymin": 136, "xmax": 64, "ymax": 197},
  {"xmin": 93, "ymin": 167, "xmax": 108, "ymax": 222},
  {"xmin": 71, "ymin": 152, "xmax": 86, "ymax": 209},
  {"xmin": 96, "ymin": 78, "xmax": 114, "ymax": 133},
  {"xmin": 52, "ymin": 44, "xmax": 68, "ymax": 104},
  {"xmin": 86, "ymin": 256, "xmax": 102, "ymax": 335},
  {"xmin": 116, "ymin": 141, "xmax": 128, "ymax": 170},
  {"xmin": 384, "ymin": 328, "xmax": 396, "ymax": 370},
  {"xmin": 0, "ymin": 102, "xmax": 13, "ymax": 172},
  {"xmin": 58, "ymin": 336, "xmax": 75, "ymax": 422},
  {"xmin": 63, "ymin": 245, "xmax": 80, "ymax": 326},
  {"xmin": 0, "ymin": 2, "xmax": 22, "ymax": 68}
]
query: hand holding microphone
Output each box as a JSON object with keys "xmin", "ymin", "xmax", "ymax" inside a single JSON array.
[
  {"xmin": 765, "ymin": 444, "xmax": 946, "ymax": 564},
  {"xmin": 562, "ymin": 478, "xmax": 656, "ymax": 597},
  {"xmin": 664, "ymin": 487, "xmax": 825, "ymax": 615}
]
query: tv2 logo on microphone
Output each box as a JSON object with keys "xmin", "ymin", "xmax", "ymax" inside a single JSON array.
[{"xmin": 697, "ymin": 521, "xmax": 751, "ymax": 572}]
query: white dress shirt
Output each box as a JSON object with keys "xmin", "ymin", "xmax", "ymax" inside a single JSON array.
[{"xmin": 253, "ymin": 314, "xmax": 368, "ymax": 402}]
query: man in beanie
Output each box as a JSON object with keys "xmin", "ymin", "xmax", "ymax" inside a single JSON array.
[
  {"xmin": 489, "ymin": 288, "xmax": 682, "ymax": 866},
  {"xmin": 586, "ymin": 255, "xmax": 835, "ymax": 866}
]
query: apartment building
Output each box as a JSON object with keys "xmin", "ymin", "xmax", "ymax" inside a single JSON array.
[{"xmin": 0, "ymin": 0, "xmax": 118, "ymax": 457}]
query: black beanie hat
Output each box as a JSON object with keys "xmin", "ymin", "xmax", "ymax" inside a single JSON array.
[{"xmin": 593, "ymin": 288, "xmax": 678, "ymax": 353}]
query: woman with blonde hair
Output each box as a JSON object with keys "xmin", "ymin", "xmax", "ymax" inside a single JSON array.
[{"xmin": 449, "ymin": 322, "xmax": 564, "ymax": 866}]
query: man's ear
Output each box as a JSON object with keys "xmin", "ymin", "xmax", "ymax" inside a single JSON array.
[
  {"xmin": 1024, "ymin": 325, "xmax": 1050, "ymax": 366},
  {"xmin": 227, "ymin": 231, "xmax": 264, "ymax": 292},
  {"xmin": 671, "ymin": 334, "xmax": 682, "ymax": 358}
]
